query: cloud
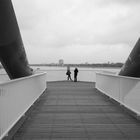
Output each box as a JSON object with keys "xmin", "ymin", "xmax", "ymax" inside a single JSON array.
[{"xmin": 11, "ymin": 0, "xmax": 140, "ymax": 63}]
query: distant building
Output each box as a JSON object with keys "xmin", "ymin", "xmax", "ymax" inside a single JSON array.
[{"xmin": 59, "ymin": 59, "xmax": 64, "ymax": 66}]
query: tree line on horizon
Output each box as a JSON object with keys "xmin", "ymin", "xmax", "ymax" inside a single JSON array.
[{"xmin": 30, "ymin": 62, "xmax": 123, "ymax": 68}]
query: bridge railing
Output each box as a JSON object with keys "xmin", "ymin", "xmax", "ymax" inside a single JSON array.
[
  {"xmin": 96, "ymin": 72, "xmax": 140, "ymax": 115},
  {"xmin": 0, "ymin": 73, "xmax": 47, "ymax": 140}
]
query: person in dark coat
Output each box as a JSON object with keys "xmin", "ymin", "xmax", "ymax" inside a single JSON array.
[
  {"xmin": 66, "ymin": 66, "xmax": 72, "ymax": 81},
  {"xmin": 74, "ymin": 67, "xmax": 78, "ymax": 82}
]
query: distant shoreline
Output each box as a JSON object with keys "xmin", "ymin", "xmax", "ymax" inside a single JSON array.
[
  {"xmin": 30, "ymin": 65, "xmax": 121, "ymax": 69},
  {"xmin": 30, "ymin": 64, "xmax": 123, "ymax": 69}
]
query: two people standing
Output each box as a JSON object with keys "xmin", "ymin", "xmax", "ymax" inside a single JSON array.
[{"xmin": 66, "ymin": 66, "xmax": 78, "ymax": 82}]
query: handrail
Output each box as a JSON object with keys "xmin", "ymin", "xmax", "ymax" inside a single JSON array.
[
  {"xmin": 0, "ymin": 72, "xmax": 46, "ymax": 85},
  {"xmin": 0, "ymin": 73, "xmax": 47, "ymax": 140},
  {"xmin": 96, "ymin": 72, "xmax": 140, "ymax": 80},
  {"xmin": 96, "ymin": 72, "xmax": 140, "ymax": 116}
]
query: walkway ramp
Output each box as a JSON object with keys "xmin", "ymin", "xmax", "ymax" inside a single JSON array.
[{"xmin": 13, "ymin": 81, "xmax": 140, "ymax": 140}]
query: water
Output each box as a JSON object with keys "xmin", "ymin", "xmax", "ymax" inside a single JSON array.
[
  {"xmin": 0, "ymin": 66, "xmax": 120, "ymax": 82},
  {"xmin": 32, "ymin": 66, "xmax": 120, "ymax": 82}
]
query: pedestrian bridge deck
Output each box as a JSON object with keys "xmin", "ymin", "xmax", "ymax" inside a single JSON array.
[{"xmin": 13, "ymin": 81, "xmax": 140, "ymax": 140}]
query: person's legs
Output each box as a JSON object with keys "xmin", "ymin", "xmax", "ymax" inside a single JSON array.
[
  {"xmin": 74, "ymin": 76, "xmax": 76, "ymax": 82},
  {"xmin": 74, "ymin": 74, "xmax": 76, "ymax": 82},
  {"xmin": 75, "ymin": 76, "xmax": 77, "ymax": 82},
  {"xmin": 67, "ymin": 75, "xmax": 69, "ymax": 80},
  {"xmin": 70, "ymin": 75, "xmax": 72, "ymax": 81},
  {"xmin": 74, "ymin": 74, "xmax": 77, "ymax": 82},
  {"xmin": 68, "ymin": 75, "xmax": 72, "ymax": 80}
]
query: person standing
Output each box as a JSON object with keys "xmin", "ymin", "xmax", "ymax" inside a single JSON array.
[
  {"xmin": 66, "ymin": 66, "xmax": 72, "ymax": 81},
  {"xmin": 74, "ymin": 67, "xmax": 78, "ymax": 82}
]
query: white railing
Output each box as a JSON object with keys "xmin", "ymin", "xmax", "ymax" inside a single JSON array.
[
  {"xmin": 0, "ymin": 73, "xmax": 47, "ymax": 140},
  {"xmin": 96, "ymin": 72, "xmax": 140, "ymax": 115}
]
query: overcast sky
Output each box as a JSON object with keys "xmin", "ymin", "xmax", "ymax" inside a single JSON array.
[{"xmin": 12, "ymin": 0, "xmax": 140, "ymax": 64}]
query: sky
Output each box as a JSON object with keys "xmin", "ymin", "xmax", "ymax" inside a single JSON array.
[{"xmin": 12, "ymin": 0, "xmax": 140, "ymax": 64}]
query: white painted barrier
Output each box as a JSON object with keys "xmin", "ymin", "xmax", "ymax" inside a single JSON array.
[
  {"xmin": 0, "ymin": 73, "xmax": 47, "ymax": 140},
  {"xmin": 96, "ymin": 72, "xmax": 140, "ymax": 115}
]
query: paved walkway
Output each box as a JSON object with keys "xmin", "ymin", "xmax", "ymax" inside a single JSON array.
[{"xmin": 13, "ymin": 81, "xmax": 140, "ymax": 140}]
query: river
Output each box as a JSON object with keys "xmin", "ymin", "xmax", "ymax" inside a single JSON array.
[
  {"xmin": 32, "ymin": 66, "xmax": 120, "ymax": 82},
  {"xmin": 0, "ymin": 66, "xmax": 120, "ymax": 82}
]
